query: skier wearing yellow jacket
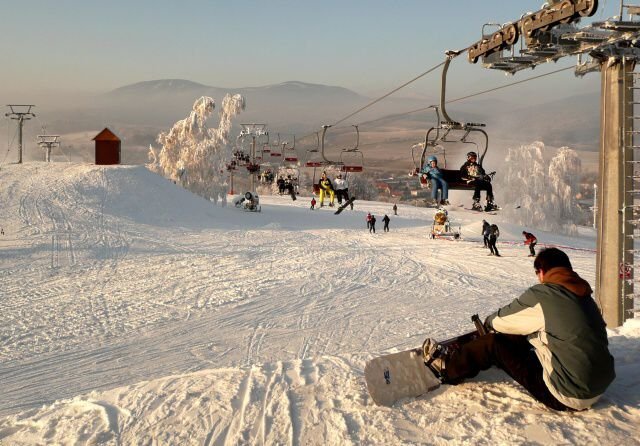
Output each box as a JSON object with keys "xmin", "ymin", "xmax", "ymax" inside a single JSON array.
[{"xmin": 318, "ymin": 172, "xmax": 335, "ymax": 207}]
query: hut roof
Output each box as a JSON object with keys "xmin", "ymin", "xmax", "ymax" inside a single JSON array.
[{"xmin": 92, "ymin": 128, "xmax": 120, "ymax": 142}]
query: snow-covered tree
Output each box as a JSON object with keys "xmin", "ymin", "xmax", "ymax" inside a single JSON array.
[
  {"xmin": 495, "ymin": 142, "xmax": 586, "ymax": 234},
  {"xmin": 147, "ymin": 94, "xmax": 245, "ymax": 205}
]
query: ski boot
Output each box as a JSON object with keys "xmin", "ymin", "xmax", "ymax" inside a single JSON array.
[
  {"xmin": 439, "ymin": 199, "xmax": 450, "ymax": 206},
  {"xmin": 422, "ymin": 338, "xmax": 449, "ymax": 380},
  {"xmin": 485, "ymin": 199, "xmax": 498, "ymax": 212},
  {"xmin": 471, "ymin": 198, "xmax": 483, "ymax": 211}
]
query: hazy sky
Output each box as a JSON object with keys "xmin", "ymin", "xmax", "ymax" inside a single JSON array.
[{"xmin": 0, "ymin": 1, "xmax": 622, "ymax": 101}]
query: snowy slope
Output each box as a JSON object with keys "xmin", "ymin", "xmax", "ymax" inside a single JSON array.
[{"xmin": 0, "ymin": 163, "xmax": 638, "ymax": 445}]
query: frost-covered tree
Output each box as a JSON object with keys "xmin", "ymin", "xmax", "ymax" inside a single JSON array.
[
  {"xmin": 147, "ymin": 94, "xmax": 245, "ymax": 205},
  {"xmin": 349, "ymin": 173, "xmax": 379, "ymax": 201},
  {"xmin": 495, "ymin": 142, "xmax": 585, "ymax": 234}
]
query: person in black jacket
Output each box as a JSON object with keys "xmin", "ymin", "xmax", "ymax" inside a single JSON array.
[
  {"xmin": 488, "ymin": 224, "xmax": 500, "ymax": 257},
  {"xmin": 382, "ymin": 214, "xmax": 390, "ymax": 232},
  {"xmin": 481, "ymin": 219, "xmax": 490, "ymax": 248},
  {"xmin": 369, "ymin": 214, "xmax": 376, "ymax": 233},
  {"xmin": 460, "ymin": 151, "xmax": 496, "ymax": 211}
]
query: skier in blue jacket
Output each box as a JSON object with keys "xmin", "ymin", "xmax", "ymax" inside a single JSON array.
[{"xmin": 422, "ymin": 156, "xmax": 449, "ymax": 205}]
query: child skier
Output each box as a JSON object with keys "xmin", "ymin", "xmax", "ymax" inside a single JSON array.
[
  {"xmin": 523, "ymin": 231, "xmax": 538, "ymax": 257},
  {"xmin": 310, "ymin": 197, "xmax": 316, "ymax": 210}
]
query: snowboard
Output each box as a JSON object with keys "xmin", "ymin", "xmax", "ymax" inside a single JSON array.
[
  {"xmin": 334, "ymin": 197, "xmax": 356, "ymax": 214},
  {"xmin": 364, "ymin": 316, "xmax": 487, "ymax": 406}
]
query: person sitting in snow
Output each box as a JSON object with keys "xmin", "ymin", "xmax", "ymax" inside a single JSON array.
[
  {"xmin": 422, "ymin": 248, "xmax": 615, "ymax": 412},
  {"xmin": 317, "ymin": 172, "xmax": 335, "ymax": 207},
  {"xmin": 460, "ymin": 151, "xmax": 496, "ymax": 211}
]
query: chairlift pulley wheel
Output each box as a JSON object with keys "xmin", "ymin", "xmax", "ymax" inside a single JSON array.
[
  {"xmin": 491, "ymin": 32, "xmax": 503, "ymax": 47},
  {"xmin": 578, "ymin": 0, "xmax": 598, "ymax": 17},
  {"xmin": 559, "ymin": 0, "xmax": 575, "ymax": 24},
  {"xmin": 502, "ymin": 23, "xmax": 518, "ymax": 46}
]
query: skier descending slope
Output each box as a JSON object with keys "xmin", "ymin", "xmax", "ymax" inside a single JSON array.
[{"xmin": 423, "ymin": 248, "xmax": 615, "ymax": 411}]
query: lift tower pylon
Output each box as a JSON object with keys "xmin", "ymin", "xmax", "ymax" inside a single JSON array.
[
  {"xmin": 37, "ymin": 134, "xmax": 60, "ymax": 163},
  {"xmin": 5, "ymin": 105, "xmax": 36, "ymax": 164}
]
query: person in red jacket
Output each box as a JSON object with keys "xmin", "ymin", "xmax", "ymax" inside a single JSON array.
[{"xmin": 523, "ymin": 231, "xmax": 538, "ymax": 257}]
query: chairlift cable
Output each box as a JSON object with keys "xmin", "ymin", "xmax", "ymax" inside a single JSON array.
[
  {"xmin": 330, "ymin": 60, "xmax": 447, "ymax": 127},
  {"xmin": 297, "ymin": 59, "xmax": 448, "ymax": 142},
  {"xmin": 446, "ymin": 65, "xmax": 574, "ymax": 105},
  {"xmin": 350, "ymin": 64, "xmax": 575, "ymax": 130}
]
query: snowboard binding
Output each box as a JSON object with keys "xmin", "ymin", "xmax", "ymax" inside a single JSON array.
[{"xmin": 422, "ymin": 338, "xmax": 449, "ymax": 380}]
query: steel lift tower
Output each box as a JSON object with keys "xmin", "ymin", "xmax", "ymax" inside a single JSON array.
[
  {"xmin": 5, "ymin": 105, "xmax": 35, "ymax": 164},
  {"xmin": 239, "ymin": 124, "xmax": 268, "ymax": 193},
  {"xmin": 464, "ymin": 0, "xmax": 640, "ymax": 327},
  {"xmin": 37, "ymin": 134, "xmax": 60, "ymax": 162}
]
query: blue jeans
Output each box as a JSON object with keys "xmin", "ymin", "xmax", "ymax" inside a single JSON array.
[{"xmin": 430, "ymin": 178, "xmax": 448, "ymax": 200}]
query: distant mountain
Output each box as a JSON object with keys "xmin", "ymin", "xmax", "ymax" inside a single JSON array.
[
  {"xmin": 108, "ymin": 79, "xmax": 213, "ymax": 96},
  {"xmin": 100, "ymin": 79, "xmax": 372, "ymax": 131},
  {"xmin": 105, "ymin": 79, "xmax": 364, "ymax": 102}
]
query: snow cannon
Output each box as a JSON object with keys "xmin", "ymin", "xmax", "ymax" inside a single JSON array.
[
  {"xmin": 429, "ymin": 207, "xmax": 461, "ymax": 240},
  {"xmin": 234, "ymin": 191, "xmax": 261, "ymax": 212},
  {"xmin": 433, "ymin": 209, "xmax": 448, "ymax": 225}
]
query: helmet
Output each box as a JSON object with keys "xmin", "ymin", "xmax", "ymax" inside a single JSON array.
[
  {"xmin": 427, "ymin": 156, "xmax": 438, "ymax": 164},
  {"xmin": 467, "ymin": 151, "xmax": 477, "ymax": 159}
]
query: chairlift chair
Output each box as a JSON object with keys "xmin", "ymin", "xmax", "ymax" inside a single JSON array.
[
  {"xmin": 283, "ymin": 136, "xmax": 299, "ymax": 164},
  {"xmin": 413, "ymin": 55, "xmax": 492, "ymax": 192},
  {"xmin": 339, "ymin": 125, "xmax": 364, "ymax": 173}
]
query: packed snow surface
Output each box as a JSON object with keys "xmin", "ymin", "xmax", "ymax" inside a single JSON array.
[{"xmin": 0, "ymin": 163, "xmax": 638, "ymax": 445}]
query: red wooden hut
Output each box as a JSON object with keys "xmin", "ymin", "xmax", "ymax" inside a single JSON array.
[{"xmin": 93, "ymin": 128, "xmax": 121, "ymax": 165}]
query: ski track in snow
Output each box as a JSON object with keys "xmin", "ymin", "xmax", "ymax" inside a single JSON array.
[{"xmin": 0, "ymin": 163, "xmax": 638, "ymax": 445}]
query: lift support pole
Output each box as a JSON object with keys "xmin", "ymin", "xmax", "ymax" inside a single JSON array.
[{"xmin": 596, "ymin": 59, "xmax": 635, "ymax": 327}]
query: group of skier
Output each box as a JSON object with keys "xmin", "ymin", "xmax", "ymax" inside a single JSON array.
[
  {"xmin": 365, "ymin": 212, "xmax": 391, "ymax": 233},
  {"xmin": 481, "ymin": 219, "xmax": 538, "ymax": 257}
]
